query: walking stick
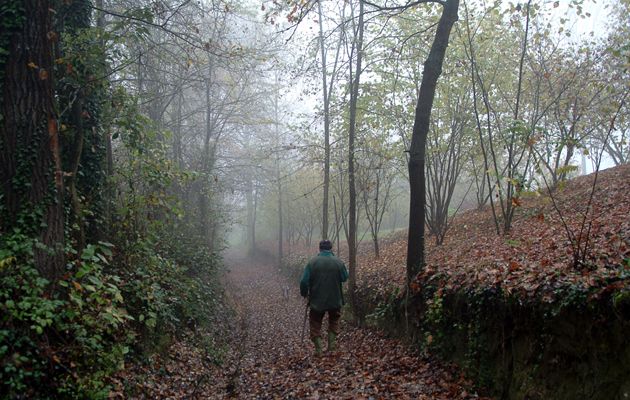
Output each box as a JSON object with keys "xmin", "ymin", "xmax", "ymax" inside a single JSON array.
[{"xmin": 300, "ymin": 301, "xmax": 309, "ymax": 343}]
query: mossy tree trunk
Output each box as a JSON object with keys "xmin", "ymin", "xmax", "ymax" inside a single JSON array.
[{"xmin": 0, "ymin": 0, "xmax": 65, "ymax": 282}]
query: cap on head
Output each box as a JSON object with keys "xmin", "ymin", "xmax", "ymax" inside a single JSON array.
[{"xmin": 319, "ymin": 240, "xmax": 333, "ymax": 251}]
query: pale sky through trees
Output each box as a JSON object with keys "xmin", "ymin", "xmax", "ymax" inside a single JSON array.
[{"xmin": 269, "ymin": 0, "xmax": 620, "ymax": 175}]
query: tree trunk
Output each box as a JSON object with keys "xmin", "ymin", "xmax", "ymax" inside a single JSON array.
[
  {"xmin": 200, "ymin": 74, "xmax": 212, "ymax": 242},
  {"xmin": 246, "ymin": 178, "xmax": 255, "ymax": 256},
  {"xmin": 333, "ymin": 195, "xmax": 341, "ymax": 257},
  {"xmin": 275, "ymin": 74, "xmax": 283, "ymax": 265},
  {"xmin": 252, "ymin": 187, "xmax": 258, "ymax": 253},
  {"xmin": 95, "ymin": 0, "xmax": 114, "ymax": 240},
  {"xmin": 174, "ymin": 89, "xmax": 184, "ymax": 169},
  {"xmin": 68, "ymin": 97, "xmax": 86, "ymax": 251},
  {"xmin": 317, "ymin": 0, "xmax": 331, "ymax": 240},
  {"xmin": 347, "ymin": 0, "xmax": 364, "ymax": 314},
  {"xmin": 406, "ymin": 0, "xmax": 459, "ymax": 286},
  {"xmin": 0, "ymin": 0, "xmax": 64, "ymax": 282},
  {"xmin": 503, "ymin": 0, "xmax": 532, "ymax": 234},
  {"xmin": 277, "ymin": 168, "xmax": 283, "ymax": 264}
]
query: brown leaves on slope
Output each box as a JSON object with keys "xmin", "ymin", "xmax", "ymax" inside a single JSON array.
[{"xmin": 358, "ymin": 164, "xmax": 630, "ymax": 302}]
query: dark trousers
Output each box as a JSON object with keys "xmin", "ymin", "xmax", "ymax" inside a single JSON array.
[{"xmin": 309, "ymin": 308, "xmax": 341, "ymax": 341}]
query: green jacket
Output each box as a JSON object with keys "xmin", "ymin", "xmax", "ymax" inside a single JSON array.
[{"xmin": 300, "ymin": 250, "xmax": 348, "ymax": 312}]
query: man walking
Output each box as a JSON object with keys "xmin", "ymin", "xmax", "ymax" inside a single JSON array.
[{"xmin": 300, "ymin": 240, "xmax": 348, "ymax": 355}]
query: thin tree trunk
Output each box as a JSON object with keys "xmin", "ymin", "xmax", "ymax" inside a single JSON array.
[
  {"xmin": 68, "ymin": 97, "xmax": 86, "ymax": 251},
  {"xmin": 347, "ymin": 0, "xmax": 365, "ymax": 314},
  {"xmin": 97, "ymin": 0, "xmax": 114, "ymax": 238},
  {"xmin": 504, "ymin": 0, "xmax": 532, "ymax": 233},
  {"xmin": 275, "ymin": 74, "xmax": 284, "ymax": 265},
  {"xmin": 318, "ymin": 0, "xmax": 331, "ymax": 240},
  {"xmin": 252, "ymin": 187, "xmax": 258, "ymax": 253},
  {"xmin": 174, "ymin": 89, "xmax": 184, "ymax": 169},
  {"xmin": 333, "ymin": 195, "xmax": 341, "ymax": 257},
  {"xmin": 246, "ymin": 178, "xmax": 255, "ymax": 256},
  {"xmin": 406, "ymin": 0, "xmax": 459, "ymax": 285},
  {"xmin": 200, "ymin": 70, "xmax": 213, "ymax": 242},
  {"xmin": 462, "ymin": 3, "xmax": 499, "ymax": 233},
  {"xmin": 277, "ymin": 168, "xmax": 283, "ymax": 264}
]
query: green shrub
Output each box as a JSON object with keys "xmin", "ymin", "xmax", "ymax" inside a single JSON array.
[
  {"xmin": 111, "ymin": 226, "xmax": 221, "ymax": 354},
  {"xmin": 0, "ymin": 235, "xmax": 130, "ymax": 398}
]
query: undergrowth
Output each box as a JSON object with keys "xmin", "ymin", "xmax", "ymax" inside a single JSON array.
[{"xmin": 0, "ymin": 226, "xmax": 223, "ymax": 398}]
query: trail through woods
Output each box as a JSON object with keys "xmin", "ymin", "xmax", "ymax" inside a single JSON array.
[
  {"xmin": 118, "ymin": 255, "xmax": 490, "ymax": 399},
  {"xmin": 115, "ymin": 166, "xmax": 630, "ymax": 399},
  {"xmin": 221, "ymin": 256, "xmax": 492, "ymax": 399}
]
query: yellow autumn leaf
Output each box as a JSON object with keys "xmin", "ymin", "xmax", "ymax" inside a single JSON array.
[{"xmin": 0, "ymin": 256, "xmax": 16, "ymax": 269}]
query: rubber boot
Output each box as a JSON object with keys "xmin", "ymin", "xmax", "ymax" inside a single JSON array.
[
  {"xmin": 313, "ymin": 337, "xmax": 323, "ymax": 356},
  {"xmin": 327, "ymin": 332, "xmax": 337, "ymax": 352}
]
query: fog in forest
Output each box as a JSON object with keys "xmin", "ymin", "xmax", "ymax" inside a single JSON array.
[
  {"xmin": 168, "ymin": 0, "xmax": 625, "ymax": 260},
  {"xmin": 1, "ymin": 0, "xmax": 629, "ymax": 396}
]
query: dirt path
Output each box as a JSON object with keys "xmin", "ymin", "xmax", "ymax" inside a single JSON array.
[{"xmin": 217, "ymin": 256, "xmax": 490, "ymax": 399}]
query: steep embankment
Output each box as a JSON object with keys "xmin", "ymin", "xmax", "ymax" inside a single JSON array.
[{"xmin": 355, "ymin": 165, "xmax": 630, "ymax": 400}]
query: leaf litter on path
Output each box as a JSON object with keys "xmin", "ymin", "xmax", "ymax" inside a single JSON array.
[
  {"xmin": 212, "ymin": 256, "xmax": 488, "ymax": 399},
  {"xmin": 116, "ymin": 254, "xmax": 491, "ymax": 399}
]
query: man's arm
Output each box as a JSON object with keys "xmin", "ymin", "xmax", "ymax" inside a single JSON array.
[{"xmin": 300, "ymin": 264, "xmax": 311, "ymax": 297}]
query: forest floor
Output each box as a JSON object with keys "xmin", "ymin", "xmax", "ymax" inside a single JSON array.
[
  {"xmin": 351, "ymin": 164, "xmax": 630, "ymax": 303},
  {"xmin": 115, "ymin": 255, "xmax": 491, "ymax": 399},
  {"xmin": 115, "ymin": 165, "xmax": 629, "ymax": 398}
]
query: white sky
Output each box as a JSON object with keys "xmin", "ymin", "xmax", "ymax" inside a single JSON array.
[{"xmin": 553, "ymin": 0, "xmax": 612, "ymax": 40}]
